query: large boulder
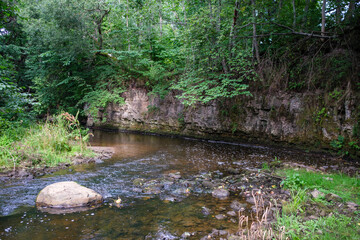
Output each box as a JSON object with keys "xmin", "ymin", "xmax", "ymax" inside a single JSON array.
[{"xmin": 36, "ymin": 181, "xmax": 103, "ymax": 213}]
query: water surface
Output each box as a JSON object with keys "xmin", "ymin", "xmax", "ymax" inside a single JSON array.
[{"xmin": 0, "ymin": 131, "xmax": 343, "ymax": 239}]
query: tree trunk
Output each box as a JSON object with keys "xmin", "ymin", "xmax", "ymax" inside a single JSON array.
[
  {"xmin": 158, "ymin": 0, "xmax": 163, "ymax": 38},
  {"xmin": 216, "ymin": 0, "xmax": 221, "ymax": 33},
  {"xmin": 126, "ymin": 0, "xmax": 130, "ymax": 51},
  {"xmin": 345, "ymin": 0, "xmax": 355, "ymax": 21},
  {"xmin": 229, "ymin": 0, "xmax": 239, "ymax": 54},
  {"xmin": 292, "ymin": 0, "xmax": 296, "ymax": 29},
  {"xmin": 183, "ymin": 0, "xmax": 187, "ymax": 24},
  {"xmin": 301, "ymin": 0, "xmax": 310, "ymax": 31},
  {"xmin": 251, "ymin": 0, "xmax": 260, "ymax": 63},
  {"xmin": 277, "ymin": 0, "xmax": 283, "ymax": 17},
  {"xmin": 321, "ymin": 0, "xmax": 326, "ymax": 37},
  {"xmin": 335, "ymin": 0, "xmax": 341, "ymax": 24}
]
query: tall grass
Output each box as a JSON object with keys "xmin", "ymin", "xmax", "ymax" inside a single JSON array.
[{"xmin": 0, "ymin": 112, "xmax": 93, "ymax": 171}]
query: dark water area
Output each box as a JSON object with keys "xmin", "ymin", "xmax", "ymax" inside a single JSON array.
[{"xmin": 0, "ymin": 131, "xmax": 349, "ymax": 239}]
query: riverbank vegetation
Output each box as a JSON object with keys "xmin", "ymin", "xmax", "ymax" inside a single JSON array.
[
  {"xmin": 234, "ymin": 168, "xmax": 360, "ymax": 239},
  {"xmin": 0, "ymin": 112, "xmax": 93, "ymax": 172},
  {"xmin": 274, "ymin": 169, "xmax": 360, "ymax": 239}
]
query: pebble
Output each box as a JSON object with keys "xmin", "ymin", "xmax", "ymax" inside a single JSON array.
[
  {"xmin": 212, "ymin": 189, "xmax": 230, "ymax": 199},
  {"xmin": 215, "ymin": 214, "xmax": 226, "ymax": 220},
  {"xmin": 230, "ymin": 200, "xmax": 246, "ymax": 211},
  {"xmin": 201, "ymin": 206, "xmax": 211, "ymax": 216},
  {"xmin": 169, "ymin": 173, "xmax": 181, "ymax": 179},
  {"xmin": 310, "ymin": 189, "xmax": 325, "ymax": 198},
  {"xmin": 227, "ymin": 211, "xmax": 237, "ymax": 217}
]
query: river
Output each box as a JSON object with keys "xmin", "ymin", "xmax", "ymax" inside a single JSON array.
[{"xmin": 0, "ymin": 130, "xmax": 343, "ymax": 239}]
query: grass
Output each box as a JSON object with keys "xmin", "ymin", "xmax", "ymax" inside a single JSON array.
[
  {"xmin": 0, "ymin": 112, "xmax": 94, "ymax": 171},
  {"xmin": 273, "ymin": 168, "xmax": 360, "ymax": 239},
  {"xmin": 281, "ymin": 188, "xmax": 308, "ymax": 215},
  {"xmin": 276, "ymin": 213, "xmax": 360, "ymax": 240},
  {"xmin": 277, "ymin": 168, "xmax": 360, "ymax": 204}
]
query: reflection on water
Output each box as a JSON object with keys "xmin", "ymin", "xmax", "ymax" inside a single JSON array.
[{"xmin": 0, "ymin": 130, "xmax": 341, "ymax": 239}]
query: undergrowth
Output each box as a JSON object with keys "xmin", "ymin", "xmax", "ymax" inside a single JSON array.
[
  {"xmin": 0, "ymin": 112, "xmax": 94, "ymax": 171},
  {"xmin": 273, "ymin": 169, "xmax": 360, "ymax": 239},
  {"xmin": 278, "ymin": 169, "xmax": 360, "ymax": 204},
  {"xmin": 277, "ymin": 213, "xmax": 359, "ymax": 240}
]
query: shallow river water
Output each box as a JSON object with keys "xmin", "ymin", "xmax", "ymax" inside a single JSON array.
[{"xmin": 0, "ymin": 131, "xmax": 345, "ymax": 239}]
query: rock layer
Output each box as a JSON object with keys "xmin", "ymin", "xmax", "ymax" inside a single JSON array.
[{"xmin": 88, "ymin": 88, "xmax": 358, "ymax": 152}]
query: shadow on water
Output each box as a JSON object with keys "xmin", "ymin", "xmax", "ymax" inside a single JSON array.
[{"xmin": 0, "ymin": 130, "xmax": 349, "ymax": 239}]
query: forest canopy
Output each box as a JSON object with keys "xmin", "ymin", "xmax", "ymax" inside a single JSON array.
[{"xmin": 1, "ymin": 0, "xmax": 359, "ymax": 120}]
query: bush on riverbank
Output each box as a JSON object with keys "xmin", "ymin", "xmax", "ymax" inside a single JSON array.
[{"xmin": 0, "ymin": 112, "xmax": 93, "ymax": 171}]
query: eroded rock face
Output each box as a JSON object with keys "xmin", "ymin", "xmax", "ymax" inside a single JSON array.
[
  {"xmin": 36, "ymin": 181, "xmax": 103, "ymax": 213},
  {"xmin": 89, "ymin": 87, "xmax": 358, "ymax": 150}
]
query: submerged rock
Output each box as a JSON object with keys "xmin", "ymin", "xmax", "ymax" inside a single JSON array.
[
  {"xmin": 202, "ymin": 181, "xmax": 215, "ymax": 189},
  {"xmin": 36, "ymin": 181, "xmax": 103, "ymax": 213},
  {"xmin": 168, "ymin": 172, "xmax": 181, "ymax": 179},
  {"xmin": 201, "ymin": 206, "xmax": 211, "ymax": 216},
  {"xmin": 212, "ymin": 189, "xmax": 230, "ymax": 199},
  {"xmin": 230, "ymin": 200, "xmax": 246, "ymax": 211},
  {"xmin": 215, "ymin": 214, "xmax": 226, "ymax": 220},
  {"xmin": 133, "ymin": 178, "xmax": 145, "ymax": 186}
]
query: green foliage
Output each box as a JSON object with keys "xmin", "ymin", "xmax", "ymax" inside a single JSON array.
[
  {"xmin": 0, "ymin": 113, "xmax": 93, "ymax": 170},
  {"xmin": 0, "ymin": 53, "xmax": 36, "ymax": 122},
  {"xmin": 314, "ymin": 107, "xmax": 328, "ymax": 125},
  {"xmin": 330, "ymin": 135, "xmax": 360, "ymax": 157},
  {"xmin": 281, "ymin": 173, "xmax": 305, "ymax": 190},
  {"xmin": 282, "ymin": 188, "xmax": 308, "ymax": 215},
  {"xmin": 330, "ymin": 135, "xmax": 346, "ymax": 149},
  {"xmin": 80, "ymin": 84, "xmax": 125, "ymax": 120},
  {"xmin": 1, "ymin": 0, "xmax": 359, "ymax": 121},
  {"xmin": 261, "ymin": 162, "xmax": 269, "ymax": 170},
  {"xmin": 171, "ymin": 49, "xmax": 254, "ymax": 106},
  {"xmin": 276, "ymin": 168, "xmax": 360, "ymax": 239},
  {"xmin": 277, "ymin": 214, "xmax": 360, "ymax": 240},
  {"xmin": 278, "ymin": 169, "xmax": 360, "ymax": 204},
  {"xmin": 177, "ymin": 112, "xmax": 185, "ymax": 127},
  {"xmin": 329, "ymin": 89, "xmax": 344, "ymax": 100}
]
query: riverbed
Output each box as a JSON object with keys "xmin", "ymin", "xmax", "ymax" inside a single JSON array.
[{"xmin": 0, "ymin": 130, "xmax": 349, "ymax": 239}]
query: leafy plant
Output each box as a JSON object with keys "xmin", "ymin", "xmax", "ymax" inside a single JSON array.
[
  {"xmin": 330, "ymin": 135, "xmax": 349, "ymax": 156},
  {"xmin": 177, "ymin": 112, "xmax": 185, "ymax": 127},
  {"xmin": 261, "ymin": 162, "xmax": 270, "ymax": 170},
  {"xmin": 314, "ymin": 107, "xmax": 328, "ymax": 124},
  {"xmin": 281, "ymin": 173, "xmax": 305, "ymax": 190}
]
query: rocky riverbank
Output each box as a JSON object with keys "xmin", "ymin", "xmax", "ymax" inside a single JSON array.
[{"xmin": 115, "ymin": 162, "xmax": 359, "ymax": 239}]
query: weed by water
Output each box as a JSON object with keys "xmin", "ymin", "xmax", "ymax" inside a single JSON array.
[
  {"xmin": 0, "ymin": 112, "xmax": 93, "ymax": 171},
  {"xmin": 282, "ymin": 188, "xmax": 308, "ymax": 215}
]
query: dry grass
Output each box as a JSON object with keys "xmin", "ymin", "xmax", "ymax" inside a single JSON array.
[{"xmin": 235, "ymin": 191, "xmax": 286, "ymax": 240}]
